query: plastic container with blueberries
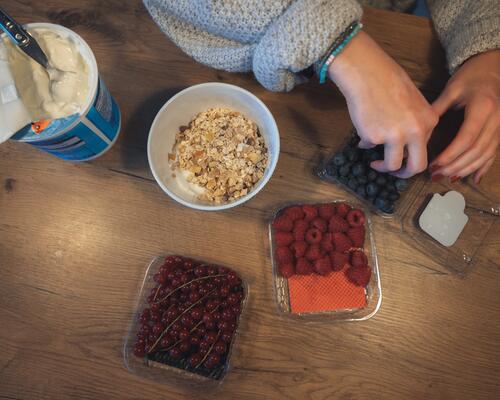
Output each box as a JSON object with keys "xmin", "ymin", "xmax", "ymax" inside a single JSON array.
[
  {"xmin": 269, "ymin": 201, "xmax": 382, "ymax": 322},
  {"xmin": 123, "ymin": 254, "xmax": 248, "ymax": 388},
  {"xmin": 317, "ymin": 131, "xmax": 499, "ymax": 275}
]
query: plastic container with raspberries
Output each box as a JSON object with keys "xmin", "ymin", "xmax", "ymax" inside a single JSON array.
[
  {"xmin": 269, "ymin": 201, "xmax": 382, "ymax": 321},
  {"xmin": 123, "ymin": 255, "xmax": 247, "ymax": 387}
]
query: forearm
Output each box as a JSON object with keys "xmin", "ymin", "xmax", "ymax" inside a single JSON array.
[{"xmin": 427, "ymin": 0, "xmax": 500, "ymax": 72}]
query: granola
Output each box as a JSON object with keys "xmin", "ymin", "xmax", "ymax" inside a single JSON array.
[{"xmin": 169, "ymin": 108, "xmax": 269, "ymax": 204}]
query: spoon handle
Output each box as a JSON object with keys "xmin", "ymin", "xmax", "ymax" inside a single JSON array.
[{"xmin": 0, "ymin": 7, "xmax": 49, "ymax": 69}]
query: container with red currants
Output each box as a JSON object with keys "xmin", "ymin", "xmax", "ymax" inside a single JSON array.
[
  {"xmin": 123, "ymin": 255, "xmax": 247, "ymax": 386},
  {"xmin": 269, "ymin": 201, "xmax": 382, "ymax": 321}
]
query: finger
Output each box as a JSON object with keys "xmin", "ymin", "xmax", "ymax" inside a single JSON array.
[
  {"xmin": 430, "ymin": 101, "xmax": 489, "ymax": 169},
  {"xmin": 358, "ymin": 139, "xmax": 376, "ymax": 149},
  {"xmin": 473, "ymin": 155, "xmax": 495, "ymax": 184},
  {"xmin": 370, "ymin": 142, "xmax": 404, "ymax": 172},
  {"xmin": 392, "ymin": 141, "xmax": 428, "ymax": 178},
  {"xmin": 438, "ymin": 113, "xmax": 499, "ymax": 178},
  {"xmin": 432, "ymin": 84, "xmax": 459, "ymax": 117}
]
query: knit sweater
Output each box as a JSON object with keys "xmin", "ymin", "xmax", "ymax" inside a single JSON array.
[{"xmin": 143, "ymin": 0, "xmax": 500, "ymax": 92}]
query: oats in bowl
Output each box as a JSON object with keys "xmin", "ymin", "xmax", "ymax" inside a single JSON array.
[{"xmin": 169, "ymin": 108, "xmax": 269, "ymax": 204}]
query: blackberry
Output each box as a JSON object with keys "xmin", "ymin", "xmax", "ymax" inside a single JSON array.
[
  {"xmin": 357, "ymin": 175, "xmax": 368, "ymax": 185},
  {"xmin": 366, "ymin": 182, "xmax": 379, "ymax": 197},
  {"xmin": 375, "ymin": 175, "xmax": 387, "ymax": 186},
  {"xmin": 332, "ymin": 152, "xmax": 347, "ymax": 166},
  {"xmin": 367, "ymin": 170, "xmax": 378, "ymax": 181},
  {"xmin": 339, "ymin": 163, "xmax": 351, "ymax": 177},
  {"xmin": 347, "ymin": 177, "xmax": 358, "ymax": 191},
  {"xmin": 395, "ymin": 178, "xmax": 409, "ymax": 192},
  {"xmin": 378, "ymin": 189, "xmax": 389, "ymax": 199},
  {"xmin": 352, "ymin": 162, "xmax": 366, "ymax": 177},
  {"xmin": 356, "ymin": 185, "xmax": 367, "ymax": 198},
  {"xmin": 388, "ymin": 192, "xmax": 400, "ymax": 201}
]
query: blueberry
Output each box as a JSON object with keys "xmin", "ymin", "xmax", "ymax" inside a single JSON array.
[
  {"xmin": 386, "ymin": 182, "xmax": 397, "ymax": 193},
  {"xmin": 356, "ymin": 185, "xmax": 367, "ymax": 198},
  {"xmin": 379, "ymin": 189, "xmax": 389, "ymax": 199},
  {"xmin": 367, "ymin": 170, "xmax": 378, "ymax": 181},
  {"xmin": 395, "ymin": 178, "xmax": 409, "ymax": 192},
  {"xmin": 325, "ymin": 163, "xmax": 338, "ymax": 177},
  {"xmin": 387, "ymin": 175, "xmax": 396, "ymax": 183},
  {"xmin": 338, "ymin": 175, "xmax": 348, "ymax": 185},
  {"xmin": 366, "ymin": 149, "xmax": 381, "ymax": 162},
  {"xmin": 388, "ymin": 192, "xmax": 400, "ymax": 201},
  {"xmin": 348, "ymin": 135, "xmax": 360, "ymax": 146},
  {"xmin": 367, "ymin": 195, "xmax": 377, "ymax": 203},
  {"xmin": 382, "ymin": 202, "xmax": 395, "ymax": 214},
  {"xmin": 347, "ymin": 177, "xmax": 358, "ymax": 191},
  {"xmin": 332, "ymin": 152, "xmax": 346, "ymax": 166},
  {"xmin": 366, "ymin": 182, "xmax": 379, "ymax": 197},
  {"xmin": 357, "ymin": 175, "xmax": 368, "ymax": 185},
  {"xmin": 344, "ymin": 147, "xmax": 360, "ymax": 163},
  {"xmin": 339, "ymin": 163, "xmax": 351, "ymax": 177},
  {"xmin": 376, "ymin": 175, "xmax": 387, "ymax": 186},
  {"xmin": 374, "ymin": 196, "xmax": 388, "ymax": 211},
  {"xmin": 352, "ymin": 162, "xmax": 366, "ymax": 177}
]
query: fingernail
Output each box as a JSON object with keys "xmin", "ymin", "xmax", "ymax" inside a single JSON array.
[
  {"xmin": 428, "ymin": 164, "xmax": 440, "ymax": 174},
  {"xmin": 450, "ymin": 176, "xmax": 461, "ymax": 183},
  {"xmin": 431, "ymin": 174, "xmax": 444, "ymax": 183}
]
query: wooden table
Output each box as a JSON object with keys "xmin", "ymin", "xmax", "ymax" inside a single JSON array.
[{"xmin": 1, "ymin": 2, "xmax": 499, "ymax": 399}]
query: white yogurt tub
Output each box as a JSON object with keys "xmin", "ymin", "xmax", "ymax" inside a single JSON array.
[{"xmin": 2, "ymin": 23, "xmax": 121, "ymax": 161}]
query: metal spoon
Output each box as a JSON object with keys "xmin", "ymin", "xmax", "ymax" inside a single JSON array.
[{"xmin": 0, "ymin": 7, "xmax": 69, "ymax": 81}]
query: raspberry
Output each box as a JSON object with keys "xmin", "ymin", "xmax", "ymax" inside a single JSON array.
[
  {"xmin": 332, "ymin": 232, "xmax": 352, "ymax": 253},
  {"xmin": 314, "ymin": 257, "xmax": 332, "ymax": 276},
  {"xmin": 290, "ymin": 241, "xmax": 308, "ymax": 258},
  {"xmin": 302, "ymin": 205, "xmax": 318, "ymax": 221},
  {"xmin": 284, "ymin": 206, "xmax": 305, "ymax": 221},
  {"xmin": 305, "ymin": 228, "xmax": 322, "ymax": 244},
  {"xmin": 328, "ymin": 215, "xmax": 350, "ymax": 233},
  {"xmin": 279, "ymin": 263, "xmax": 295, "ymax": 278},
  {"xmin": 318, "ymin": 204, "xmax": 335, "ymax": 220},
  {"xmin": 346, "ymin": 209, "xmax": 366, "ymax": 227},
  {"xmin": 305, "ymin": 244, "xmax": 323, "ymax": 261},
  {"xmin": 347, "ymin": 227, "xmax": 365, "ymax": 248},
  {"xmin": 330, "ymin": 252, "xmax": 350, "ymax": 271},
  {"xmin": 350, "ymin": 250, "xmax": 368, "ymax": 268},
  {"xmin": 296, "ymin": 258, "xmax": 314, "ymax": 275},
  {"xmin": 276, "ymin": 246, "xmax": 293, "ymax": 264},
  {"xmin": 320, "ymin": 232, "xmax": 334, "ymax": 252},
  {"xmin": 293, "ymin": 219, "xmax": 309, "ymax": 241},
  {"xmin": 310, "ymin": 217, "xmax": 327, "ymax": 233},
  {"xmin": 272, "ymin": 215, "xmax": 293, "ymax": 232},
  {"xmin": 346, "ymin": 264, "xmax": 371, "ymax": 287},
  {"xmin": 336, "ymin": 202, "xmax": 352, "ymax": 218},
  {"xmin": 275, "ymin": 232, "xmax": 294, "ymax": 246}
]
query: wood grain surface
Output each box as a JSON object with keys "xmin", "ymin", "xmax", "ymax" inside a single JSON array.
[{"xmin": 0, "ymin": 2, "xmax": 499, "ymax": 400}]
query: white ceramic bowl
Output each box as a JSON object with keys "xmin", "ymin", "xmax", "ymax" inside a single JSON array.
[{"xmin": 147, "ymin": 83, "xmax": 280, "ymax": 211}]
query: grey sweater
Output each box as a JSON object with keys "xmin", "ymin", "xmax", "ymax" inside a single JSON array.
[{"xmin": 144, "ymin": 0, "xmax": 500, "ymax": 92}]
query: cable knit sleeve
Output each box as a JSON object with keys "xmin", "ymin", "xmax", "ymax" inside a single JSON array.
[
  {"xmin": 143, "ymin": 0, "xmax": 362, "ymax": 92},
  {"xmin": 427, "ymin": 0, "xmax": 500, "ymax": 73}
]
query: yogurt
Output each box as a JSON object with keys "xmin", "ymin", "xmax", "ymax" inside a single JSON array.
[{"xmin": 3, "ymin": 28, "xmax": 89, "ymax": 121}]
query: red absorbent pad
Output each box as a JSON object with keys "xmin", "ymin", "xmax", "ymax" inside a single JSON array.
[{"xmin": 288, "ymin": 268, "xmax": 367, "ymax": 313}]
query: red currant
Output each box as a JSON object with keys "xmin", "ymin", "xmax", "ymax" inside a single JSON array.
[
  {"xmin": 204, "ymin": 331, "xmax": 218, "ymax": 344},
  {"xmin": 188, "ymin": 353, "xmax": 203, "ymax": 366},
  {"xmin": 169, "ymin": 347, "xmax": 182, "ymax": 359},
  {"xmin": 214, "ymin": 341, "xmax": 226, "ymax": 354},
  {"xmin": 133, "ymin": 343, "xmax": 146, "ymax": 357}
]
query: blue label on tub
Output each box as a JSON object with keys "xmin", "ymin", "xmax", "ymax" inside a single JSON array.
[{"xmin": 11, "ymin": 77, "xmax": 120, "ymax": 161}]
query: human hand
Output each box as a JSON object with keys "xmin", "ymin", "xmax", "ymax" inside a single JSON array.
[
  {"xmin": 430, "ymin": 50, "xmax": 500, "ymax": 184},
  {"xmin": 329, "ymin": 31, "xmax": 438, "ymax": 178}
]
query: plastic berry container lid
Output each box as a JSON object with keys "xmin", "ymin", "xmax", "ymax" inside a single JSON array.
[
  {"xmin": 269, "ymin": 201, "xmax": 382, "ymax": 321},
  {"xmin": 123, "ymin": 254, "xmax": 248, "ymax": 388}
]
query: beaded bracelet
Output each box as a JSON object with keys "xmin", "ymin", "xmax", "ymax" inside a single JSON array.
[{"xmin": 317, "ymin": 21, "xmax": 363, "ymax": 84}]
